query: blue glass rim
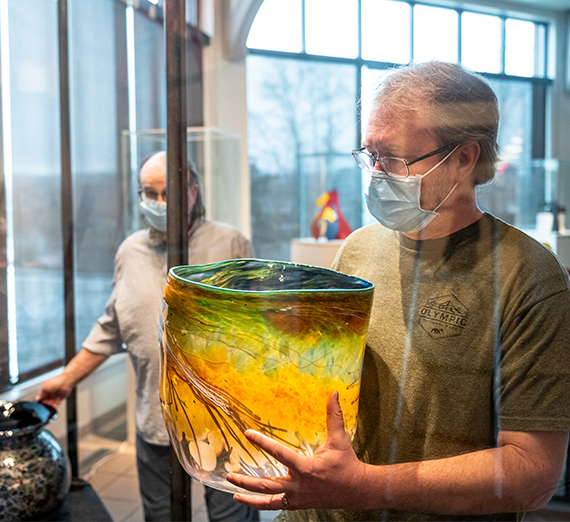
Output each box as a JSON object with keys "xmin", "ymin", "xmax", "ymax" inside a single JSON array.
[{"xmin": 168, "ymin": 258, "xmax": 374, "ymax": 295}]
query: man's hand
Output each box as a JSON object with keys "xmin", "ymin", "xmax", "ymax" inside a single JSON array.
[
  {"xmin": 36, "ymin": 348, "xmax": 109, "ymax": 409},
  {"xmin": 36, "ymin": 374, "xmax": 73, "ymax": 409},
  {"xmin": 226, "ymin": 391, "xmax": 366, "ymax": 511}
]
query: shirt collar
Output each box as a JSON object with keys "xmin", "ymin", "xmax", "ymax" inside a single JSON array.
[{"xmin": 146, "ymin": 219, "xmax": 206, "ymax": 248}]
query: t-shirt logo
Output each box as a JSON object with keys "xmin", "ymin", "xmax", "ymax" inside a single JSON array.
[{"xmin": 419, "ymin": 294, "xmax": 468, "ymax": 339}]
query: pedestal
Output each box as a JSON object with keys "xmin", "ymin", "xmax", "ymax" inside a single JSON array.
[{"xmin": 290, "ymin": 238, "xmax": 344, "ymax": 269}]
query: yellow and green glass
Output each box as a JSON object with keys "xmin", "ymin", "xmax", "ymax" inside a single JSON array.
[{"xmin": 159, "ymin": 259, "xmax": 374, "ymax": 494}]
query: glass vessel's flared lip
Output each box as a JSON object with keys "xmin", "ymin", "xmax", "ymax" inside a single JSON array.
[
  {"xmin": 0, "ymin": 400, "xmax": 57, "ymax": 438},
  {"xmin": 168, "ymin": 258, "xmax": 374, "ymax": 295}
]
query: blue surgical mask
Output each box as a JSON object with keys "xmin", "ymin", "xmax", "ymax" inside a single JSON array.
[
  {"xmin": 365, "ymin": 146, "xmax": 458, "ymax": 233},
  {"xmin": 140, "ymin": 196, "xmax": 167, "ymax": 232}
]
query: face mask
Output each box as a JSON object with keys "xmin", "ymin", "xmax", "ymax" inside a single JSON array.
[
  {"xmin": 365, "ymin": 146, "xmax": 459, "ymax": 233},
  {"xmin": 140, "ymin": 196, "xmax": 167, "ymax": 232}
]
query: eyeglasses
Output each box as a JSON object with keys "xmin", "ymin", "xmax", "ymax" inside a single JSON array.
[
  {"xmin": 352, "ymin": 142, "xmax": 458, "ymax": 179},
  {"xmin": 139, "ymin": 187, "xmax": 167, "ymax": 201}
]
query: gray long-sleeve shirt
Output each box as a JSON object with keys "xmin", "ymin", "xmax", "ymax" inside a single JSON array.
[{"xmin": 83, "ymin": 220, "xmax": 254, "ymax": 445}]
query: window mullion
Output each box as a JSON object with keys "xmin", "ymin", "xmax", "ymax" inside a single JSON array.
[
  {"xmin": 500, "ymin": 16, "xmax": 506, "ymax": 75},
  {"xmin": 410, "ymin": 2, "xmax": 414, "ymax": 62},
  {"xmin": 457, "ymin": 9, "xmax": 463, "ymax": 63},
  {"xmin": 301, "ymin": 0, "xmax": 306, "ymax": 54}
]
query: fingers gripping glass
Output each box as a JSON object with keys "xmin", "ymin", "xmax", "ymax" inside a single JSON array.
[{"xmin": 352, "ymin": 143, "xmax": 458, "ymax": 178}]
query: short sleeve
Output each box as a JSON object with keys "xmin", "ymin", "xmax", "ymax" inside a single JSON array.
[
  {"xmin": 499, "ymin": 286, "xmax": 570, "ymax": 432},
  {"xmin": 232, "ymin": 232, "xmax": 255, "ymax": 259},
  {"xmin": 82, "ymin": 246, "xmax": 126, "ymax": 356}
]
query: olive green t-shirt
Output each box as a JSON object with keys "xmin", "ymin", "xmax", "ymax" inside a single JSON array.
[{"xmin": 285, "ymin": 214, "xmax": 570, "ymax": 522}]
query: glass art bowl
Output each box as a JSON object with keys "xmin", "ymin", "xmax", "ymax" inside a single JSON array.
[{"xmin": 159, "ymin": 259, "xmax": 374, "ymax": 494}]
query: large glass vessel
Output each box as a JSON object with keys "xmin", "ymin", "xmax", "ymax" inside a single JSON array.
[{"xmin": 159, "ymin": 259, "xmax": 374, "ymax": 494}]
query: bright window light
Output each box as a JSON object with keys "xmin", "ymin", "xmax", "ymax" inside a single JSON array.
[
  {"xmin": 413, "ymin": 5, "xmax": 458, "ymax": 63},
  {"xmin": 361, "ymin": 0, "xmax": 411, "ymax": 64},
  {"xmin": 305, "ymin": 0, "xmax": 359, "ymax": 59},
  {"xmin": 505, "ymin": 19, "xmax": 535, "ymax": 77},
  {"xmin": 462, "ymin": 12, "xmax": 502, "ymax": 74},
  {"xmin": 246, "ymin": 0, "xmax": 303, "ymax": 53}
]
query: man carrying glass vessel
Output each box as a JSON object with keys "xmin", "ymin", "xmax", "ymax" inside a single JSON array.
[{"xmin": 226, "ymin": 61, "xmax": 570, "ymax": 521}]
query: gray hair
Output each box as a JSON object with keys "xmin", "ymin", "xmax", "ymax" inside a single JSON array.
[
  {"xmin": 188, "ymin": 160, "xmax": 206, "ymax": 226},
  {"xmin": 372, "ymin": 61, "xmax": 500, "ymax": 185}
]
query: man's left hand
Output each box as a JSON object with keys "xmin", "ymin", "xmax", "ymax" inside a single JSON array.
[{"xmin": 226, "ymin": 391, "xmax": 366, "ymax": 511}]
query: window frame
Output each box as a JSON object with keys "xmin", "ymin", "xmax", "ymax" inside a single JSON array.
[{"xmin": 247, "ymin": 0, "xmax": 552, "ymax": 194}]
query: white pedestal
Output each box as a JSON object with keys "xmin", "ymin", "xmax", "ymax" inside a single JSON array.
[{"xmin": 290, "ymin": 238, "xmax": 344, "ymax": 269}]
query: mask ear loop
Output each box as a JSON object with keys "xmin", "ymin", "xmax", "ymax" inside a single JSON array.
[
  {"xmin": 417, "ymin": 144, "xmax": 460, "ymax": 180},
  {"xmin": 419, "ymin": 144, "xmax": 461, "ymax": 213}
]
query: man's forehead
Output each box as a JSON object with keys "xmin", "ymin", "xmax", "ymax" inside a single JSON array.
[
  {"xmin": 143, "ymin": 151, "xmax": 166, "ymax": 169},
  {"xmin": 365, "ymin": 104, "xmax": 433, "ymax": 147},
  {"xmin": 369, "ymin": 99, "xmax": 430, "ymax": 125},
  {"xmin": 140, "ymin": 152, "xmax": 167, "ymax": 184}
]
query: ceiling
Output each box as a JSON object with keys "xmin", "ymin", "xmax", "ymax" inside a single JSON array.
[{"xmin": 512, "ymin": 0, "xmax": 570, "ymax": 9}]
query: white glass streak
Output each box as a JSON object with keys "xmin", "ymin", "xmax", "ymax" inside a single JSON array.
[{"xmin": 0, "ymin": 0, "xmax": 18, "ymax": 383}]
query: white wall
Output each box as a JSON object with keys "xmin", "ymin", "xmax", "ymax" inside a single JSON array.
[{"xmin": 201, "ymin": 0, "xmax": 264, "ymax": 239}]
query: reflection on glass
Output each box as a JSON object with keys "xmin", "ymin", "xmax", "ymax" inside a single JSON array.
[
  {"xmin": 360, "ymin": 66, "xmax": 392, "ymax": 228},
  {"xmin": 71, "ymin": 0, "xmax": 124, "ymax": 350},
  {"xmin": 360, "ymin": 67, "xmax": 391, "ymax": 138},
  {"xmin": 477, "ymin": 79, "xmax": 532, "ymax": 228},
  {"xmin": 2, "ymin": 0, "xmax": 172, "ymax": 381},
  {"xmin": 505, "ymin": 19, "xmax": 535, "ymax": 77},
  {"xmin": 246, "ymin": 0, "xmax": 303, "ymax": 53},
  {"xmin": 413, "ymin": 5, "xmax": 458, "ymax": 63},
  {"xmin": 305, "ymin": 0, "xmax": 358, "ymax": 58},
  {"xmin": 361, "ymin": 0, "xmax": 411, "ymax": 64},
  {"xmin": 461, "ymin": 12, "xmax": 502, "ymax": 74},
  {"xmin": 9, "ymin": 0, "xmax": 64, "ymax": 377},
  {"xmin": 246, "ymin": 55, "xmax": 357, "ymax": 261}
]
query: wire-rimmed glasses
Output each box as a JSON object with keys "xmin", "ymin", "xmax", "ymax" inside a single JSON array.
[{"xmin": 352, "ymin": 143, "xmax": 458, "ymax": 178}]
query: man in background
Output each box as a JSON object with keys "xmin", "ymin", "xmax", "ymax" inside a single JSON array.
[{"xmin": 39, "ymin": 151, "xmax": 259, "ymax": 522}]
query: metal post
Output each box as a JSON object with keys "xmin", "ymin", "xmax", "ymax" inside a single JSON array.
[
  {"xmin": 165, "ymin": 0, "xmax": 191, "ymax": 519},
  {"xmin": 165, "ymin": 0, "xmax": 188, "ymax": 269},
  {"xmin": 58, "ymin": 0, "xmax": 79, "ymax": 482}
]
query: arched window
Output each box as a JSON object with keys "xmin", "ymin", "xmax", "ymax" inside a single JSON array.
[{"xmin": 246, "ymin": 0, "xmax": 552, "ymax": 261}]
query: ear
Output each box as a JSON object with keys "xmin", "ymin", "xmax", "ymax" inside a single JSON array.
[
  {"xmin": 454, "ymin": 142, "xmax": 480, "ymax": 182},
  {"xmin": 188, "ymin": 183, "xmax": 199, "ymax": 208}
]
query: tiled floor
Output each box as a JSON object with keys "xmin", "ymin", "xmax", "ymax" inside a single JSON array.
[
  {"xmin": 79, "ymin": 433, "xmax": 570, "ymax": 522},
  {"xmin": 80, "ymin": 436, "xmax": 144, "ymax": 522},
  {"xmin": 79, "ymin": 434, "xmax": 278, "ymax": 522}
]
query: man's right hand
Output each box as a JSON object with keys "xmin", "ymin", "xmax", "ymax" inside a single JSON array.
[
  {"xmin": 37, "ymin": 374, "xmax": 73, "ymax": 408},
  {"xmin": 35, "ymin": 348, "xmax": 110, "ymax": 409}
]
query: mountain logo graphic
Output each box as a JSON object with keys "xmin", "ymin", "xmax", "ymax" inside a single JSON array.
[{"xmin": 418, "ymin": 294, "xmax": 468, "ymax": 339}]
